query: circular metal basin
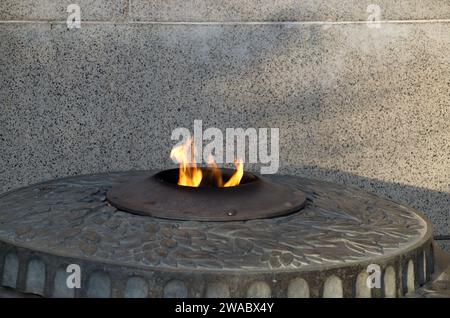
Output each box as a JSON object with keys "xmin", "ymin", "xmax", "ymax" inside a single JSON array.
[{"xmin": 106, "ymin": 168, "xmax": 307, "ymax": 221}]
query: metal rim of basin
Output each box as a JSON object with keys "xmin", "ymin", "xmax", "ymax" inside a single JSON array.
[{"xmin": 106, "ymin": 168, "xmax": 307, "ymax": 221}]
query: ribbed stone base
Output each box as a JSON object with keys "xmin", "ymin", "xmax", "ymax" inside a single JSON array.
[{"xmin": 0, "ymin": 171, "xmax": 434, "ymax": 298}]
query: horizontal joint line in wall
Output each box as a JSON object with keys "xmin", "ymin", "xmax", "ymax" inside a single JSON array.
[
  {"xmin": 0, "ymin": 19, "xmax": 450, "ymax": 25},
  {"xmin": 435, "ymin": 235, "xmax": 450, "ymax": 241}
]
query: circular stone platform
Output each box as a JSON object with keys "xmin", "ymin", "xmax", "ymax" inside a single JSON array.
[{"xmin": 0, "ymin": 171, "xmax": 434, "ymax": 298}]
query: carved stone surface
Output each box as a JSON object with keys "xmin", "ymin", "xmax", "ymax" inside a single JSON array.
[{"xmin": 0, "ymin": 171, "xmax": 434, "ymax": 297}]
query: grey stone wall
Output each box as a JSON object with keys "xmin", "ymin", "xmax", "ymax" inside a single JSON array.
[{"xmin": 0, "ymin": 1, "xmax": 449, "ymax": 249}]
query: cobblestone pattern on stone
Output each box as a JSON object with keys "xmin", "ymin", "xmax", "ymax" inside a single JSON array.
[{"xmin": 0, "ymin": 171, "xmax": 433, "ymax": 297}]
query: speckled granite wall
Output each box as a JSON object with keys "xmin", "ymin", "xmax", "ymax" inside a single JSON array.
[{"xmin": 0, "ymin": 1, "xmax": 449, "ymax": 249}]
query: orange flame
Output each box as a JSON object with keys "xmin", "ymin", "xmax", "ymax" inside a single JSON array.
[
  {"xmin": 170, "ymin": 138, "xmax": 203, "ymax": 187},
  {"xmin": 170, "ymin": 138, "xmax": 244, "ymax": 187},
  {"xmin": 224, "ymin": 159, "xmax": 244, "ymax": 187}
]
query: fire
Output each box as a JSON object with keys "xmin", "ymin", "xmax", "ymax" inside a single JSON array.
[
  {"xmin": 170, "ymin": 138, "xmax": 244, "ymax": 187},
  {"xmin": 170, "ymin": 138, "xmax": 203, "ymax": 187},
  {"xmin": 223, "ymin": 159, "xmax": 243, "ymax": 187}
]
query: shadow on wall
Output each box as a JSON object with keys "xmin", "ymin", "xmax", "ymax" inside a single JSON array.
[
  {"xmin": 0, "ymin": 22, "xmax": 448, "ymax": 250},
  {"xmin": 276, "ymin": 164, "xmax": 449, "ymax": 240}
]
